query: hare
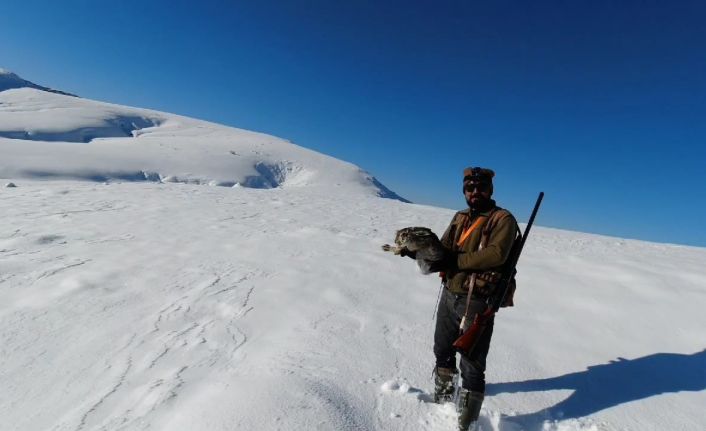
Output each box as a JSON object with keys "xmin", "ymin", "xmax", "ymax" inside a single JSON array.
[{"xmin": 382, "ymin": 227, "xmax": 445, "ymax": 272}]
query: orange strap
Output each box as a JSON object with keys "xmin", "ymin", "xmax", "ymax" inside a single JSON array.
[{"xmin": 456, "ymin": 216, "xmax": 487, "ymax": 247}]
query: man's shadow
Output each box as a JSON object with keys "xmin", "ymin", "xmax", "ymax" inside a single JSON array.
[{"xmin": 486, "ymin": 349, "xmax": 706, "ymax": 428}]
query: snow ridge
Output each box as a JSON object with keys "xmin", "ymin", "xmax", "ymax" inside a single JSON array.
[
  {"xmin": 0, "ymin": 68, "xmax": 77, "ymax": 96},
  {"xmin": 0, "ymin": 72, "xmax": 406, "ymax": 201}
]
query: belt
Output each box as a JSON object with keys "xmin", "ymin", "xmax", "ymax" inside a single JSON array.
[
  {"xmin": 445, "ymin": 285, "xmax": 486, "ymax": 302},
  {"xmin": 443, "ymin": 286, "xmax": 468, "ymax": 301},
  {"xmin": 443, "ymin": 281, "xmax": 468, "ymax": 299}
]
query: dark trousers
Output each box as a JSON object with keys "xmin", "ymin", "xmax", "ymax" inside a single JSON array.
[{"xmin": 434, "ymin": 288, "xmax": 494, "ymax": 393}]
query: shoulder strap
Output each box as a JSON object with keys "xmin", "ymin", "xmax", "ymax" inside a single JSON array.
[
  {"xmin": 457, "ymin": 215, "xmax": 487, "ymax": 247},
  {"xmin": 464, "ymin": 209, "xmax": 521, "ymax": 317},
  {"xmin": 462, "ymin": 210, "xmax": 501, "ymax": 324}
]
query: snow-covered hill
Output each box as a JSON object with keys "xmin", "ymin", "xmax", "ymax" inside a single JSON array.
[
  {"xmin": 0, "ymin": 71, "xmax": 405, "ymax": 201},
  {"xmin": 1, "ymin": 72, "xmax": 705, "ymax": 431}
]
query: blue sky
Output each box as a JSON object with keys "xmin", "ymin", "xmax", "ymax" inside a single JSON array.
[{"xmin": 2, "ymin": 0, "xmax": 705, "ymax": 247}]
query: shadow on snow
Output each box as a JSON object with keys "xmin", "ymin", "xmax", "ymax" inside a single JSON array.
[{"xmin": 487, "ymin": 349, "xmax": 706, "ymax": 426}]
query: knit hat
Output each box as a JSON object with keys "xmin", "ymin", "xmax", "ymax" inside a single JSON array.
[{"xmin": 463, "ymin": 167, "xmax": 495, "ymax": 183}]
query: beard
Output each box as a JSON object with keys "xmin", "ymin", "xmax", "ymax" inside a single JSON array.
[{"xmin": 466, "ymin": 194, "xmax": 492, "ymax": 212}]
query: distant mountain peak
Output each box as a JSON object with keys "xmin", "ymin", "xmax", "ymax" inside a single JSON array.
[{"xmin": 0, "ymin": 68, "xmax": 78, "ymax": 97}]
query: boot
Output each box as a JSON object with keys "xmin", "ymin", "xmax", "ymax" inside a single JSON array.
[
  {"xmin": 457, "ymin": 388, "xmax": 484, "ymax": 430},
  {"xmin": 432, "ymin": 367, "xmax": 457, "ymax": 403}
]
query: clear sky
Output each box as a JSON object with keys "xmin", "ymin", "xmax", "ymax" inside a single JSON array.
[{"xmin": 2, "ymin": 0, "xmax": 705, "ymax": 247}]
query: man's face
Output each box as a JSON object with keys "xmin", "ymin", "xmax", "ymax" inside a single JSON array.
[{"xmin": 464, "ymin": 180, "xmax": 492, "ymax": 208}]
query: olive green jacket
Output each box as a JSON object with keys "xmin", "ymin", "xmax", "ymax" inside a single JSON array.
[{"xmin": 440, "ymin": 202, "xmax": 518, "ymax": 294}]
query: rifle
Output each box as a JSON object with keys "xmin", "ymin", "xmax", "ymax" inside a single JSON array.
[{"xmin": 452, "ymin": 192, "xmax": 544, "ymax": 356}]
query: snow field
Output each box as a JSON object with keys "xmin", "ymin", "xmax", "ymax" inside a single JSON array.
[{"xmin": 1, "ymin": 181, "xmax": 704, "ymax": 431}]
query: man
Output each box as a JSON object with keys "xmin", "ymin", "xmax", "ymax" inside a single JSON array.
[{"xmin": 431, "ymin": 166, "xmax": 519, "ymax": 431}]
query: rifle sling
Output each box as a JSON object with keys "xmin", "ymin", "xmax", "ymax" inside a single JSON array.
[
  {"xmin": 456, "ymin": 216, "xmax": 486, "ymax": 247},
  {"xmin": 462, "ymin": 210, "xmax": 499, "ymax": 322}
]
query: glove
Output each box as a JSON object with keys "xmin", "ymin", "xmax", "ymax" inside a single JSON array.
[
  {"xmin": 427, "ymin": 259, "xmax": 445, "ymax": 273},
  {"xmin": 399, "ymin": 248, "xmax": 417, "ymax": 260},
  {"xmin": 426, "ymin": 250, "xmax": 457, "ymax": 273}
]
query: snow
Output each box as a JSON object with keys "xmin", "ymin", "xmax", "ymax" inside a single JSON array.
[
  {"xmin": 1, "ymin": 75, "xmax": 705, "ymax": 431},
  {"xmin": 0, "ymin": 84, "xmax": 404, "ymax": 201}
]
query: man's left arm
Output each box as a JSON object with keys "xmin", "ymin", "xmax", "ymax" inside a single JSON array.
[{"xmin": 456, "ymin": 215, "xmax": 517, "ymax": 271}]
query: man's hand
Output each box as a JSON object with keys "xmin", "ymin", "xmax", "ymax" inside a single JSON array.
[
  {"xmin": 400, "ymin": 247, "xmax": 417, "ymax": 260},
  {"xmin": 426, "ymin": 250, "xmax": 457, "ymax": 273}
]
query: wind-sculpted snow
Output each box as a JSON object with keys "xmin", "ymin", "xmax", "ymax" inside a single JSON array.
[
  {"xmin": 0, "ymin": 83, "xmax": 406, "ymax": 201},
  {"xmin": 1, "ymin": 181, "xmax": 704, "ymax": 431},
  {"xmin": 0, "ymin": 115, "xmax": 159, "ymax": 143}
]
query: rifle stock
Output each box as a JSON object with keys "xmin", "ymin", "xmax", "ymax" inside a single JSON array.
[
  {"xmin": 453, "ymin": 192, "xmax": 544, "ymax": 356},
  {"xmin": 452, "ymin": 308, "xmax": 494, "ymax": 353}
]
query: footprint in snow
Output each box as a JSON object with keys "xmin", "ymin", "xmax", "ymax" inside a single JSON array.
[
  {"xmin": 36, "ymin": 234, "xmax": 66, "ymax": 244},
  {"xmin": 380, "ymin": 379, "xmax": 433, "ymax": 402}
]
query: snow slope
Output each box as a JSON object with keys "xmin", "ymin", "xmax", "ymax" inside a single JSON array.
[
  {"xmin": 0, "ymin": 71, "xmax": 405, "ymax": 201},
  {"xmin": 1, "ymin": 181, "xmax": 704, "ymax": 431},
  {"xmin": 1, "ymin": 73, "xmax": 704, "ymax": 431}
]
